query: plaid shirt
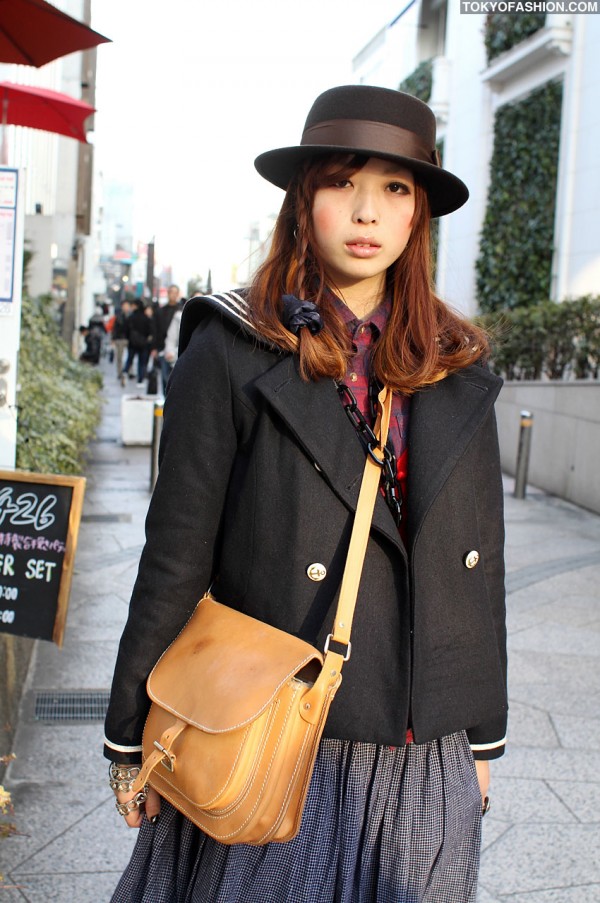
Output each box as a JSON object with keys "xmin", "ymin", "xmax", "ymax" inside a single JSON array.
[
  {"xmin": 330, "ymin": 291, "xmax": 414, "ymax": 744},
  {"xmin": 330, "ymin": 291, "xmax": 409, "ymax": 526}
]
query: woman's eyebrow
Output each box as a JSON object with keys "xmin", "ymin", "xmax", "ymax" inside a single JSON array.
[{"xmin": 378, "ymin": 162, "xmax": 414, "ymax": 178}]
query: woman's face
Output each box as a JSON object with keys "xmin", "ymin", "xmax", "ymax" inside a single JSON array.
[{"xmin": 311, "ymin": 157, "xmax": 415, "ymax": 302}]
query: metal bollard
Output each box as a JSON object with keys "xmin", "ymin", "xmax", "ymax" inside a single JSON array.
[
  {"xmin": 150, "ymin": 401, "xmax": 164, "ymax": 492},
  {"xmin": 514, "ymin": 410, "xmax": 533, "ymax": 499}
]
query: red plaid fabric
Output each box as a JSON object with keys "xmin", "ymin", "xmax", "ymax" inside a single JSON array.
[{"xmin": 330, "ymin": 291, "xmax": 409, "ymax": 524}]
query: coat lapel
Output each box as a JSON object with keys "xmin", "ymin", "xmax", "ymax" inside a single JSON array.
[
  {"xmin": 254, "ymin": 358, "xmax": 405, "ymax": 553},
  {"xmin": 407, "ymin": 366, "xmax": 503, "ymax": 545},
  {"xmin": 183, "ymin": 295, "xmax": 500, "ymax": 554},
  {"xmin": 253, "ymin": 333, "xmax": 502, "ymax": 557}
]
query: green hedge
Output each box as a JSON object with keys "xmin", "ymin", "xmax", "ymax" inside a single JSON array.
[
  {"xmin": 477, "ymin": 296, "xmax": 600, "ymax": 380},
  {"xmin": 485, "ymin": 12, "xmax": 546, "ymax": 63},
  {"xmin": 399, "ymin": 59, "xmax": 433, "ymax": 103},
  {"xmin": 476, "ymin": 80, "xmax": 563, "ymax": 313},
  {"xmin": 16, "ymin": 294, "xmax": 102, "ymax": 474}
]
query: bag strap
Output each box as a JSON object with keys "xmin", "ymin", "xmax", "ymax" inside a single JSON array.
[
  {"xmin": 325, "ymin": 384, "xmax": 392, "ymax": 659},
  {"xmin": 297, "ymin": 385, "xmax": 392, "ymax": 723}
]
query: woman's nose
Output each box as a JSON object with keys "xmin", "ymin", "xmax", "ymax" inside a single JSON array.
[{"xmin": 352, "ymin": 191, "xmax": 378, "ymax": 224}]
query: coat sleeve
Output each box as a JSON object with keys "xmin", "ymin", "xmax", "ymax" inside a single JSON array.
[
  {"xmin": 103, "ymin": 313, "xmax": 238, "ymax": 762},
  {"xmin": 466, "ymin": 407, "xmax": 508, "ymax": 760}
]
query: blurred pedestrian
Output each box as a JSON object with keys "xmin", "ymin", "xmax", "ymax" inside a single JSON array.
[
  {"xmin": 89, "ymin": 303, "xmax": 107, "ymax": 334},
  {"xmin": 153, "ymin": 284, "xmax": 183, "ymax": 391},
  {"xmin": 105, "ymin": 85, "xmax": 507, "ymax": 902},
  {"xmin": 111, "ymin": 299, "xmax": 132, "ymax": 386},
  {"xmin": 122, "ymin": 299, "xmax": 153, "ymax": 388},
  {"xmin": 162, "ymin": 299, "xmax": 185, "ymax": 372},
  {"xmin": 87, "ymin": 306, "xmax": 108, "ymax": 360},
  {"xmin": 144, "ymin": 304, "xmax": 159, "ymax": 394},
  {"xmin": 78, "ymin": 324, "xmax": 101, "ymax": 364}
]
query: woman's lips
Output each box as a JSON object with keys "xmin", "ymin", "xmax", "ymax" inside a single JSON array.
[{"xmin": 345, "ymin": 240, "xmax": 381, "ymax": 259}]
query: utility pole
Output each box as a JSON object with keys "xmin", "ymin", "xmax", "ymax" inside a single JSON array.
[{"xmin": 146, "ymin": 239, "xmax": 155, "ymax": 301}]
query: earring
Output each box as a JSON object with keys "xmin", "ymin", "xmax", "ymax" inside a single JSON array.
[{"xmin": 293, "ymin": 224, "xmax": 299, "ymax": 240}]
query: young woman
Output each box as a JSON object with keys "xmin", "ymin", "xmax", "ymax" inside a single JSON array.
[{"xmin": 105, "ymin": 85, "xmax": 507, "ymax": 903}]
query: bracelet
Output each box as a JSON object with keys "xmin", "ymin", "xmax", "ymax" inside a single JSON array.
[
  {"xmin": 482, "ymin": 796, "xmax": 491, "ymax": 817},
  {"xmin": 109, "ymin": 762, "xmax": 142, "ymax": 794},
  {"xmin": 115, "ymin": 788, "xmax": 149, "ymax": 817}
]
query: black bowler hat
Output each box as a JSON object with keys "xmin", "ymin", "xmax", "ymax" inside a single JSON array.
[{"xmin": 254, "ymin": 85, "xmax": 468, "ymax": 218}]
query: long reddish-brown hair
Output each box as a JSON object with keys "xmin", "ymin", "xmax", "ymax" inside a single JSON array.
[{"xmin": 248, "ymin": 154, "xmax": 489, "ymax": 393}]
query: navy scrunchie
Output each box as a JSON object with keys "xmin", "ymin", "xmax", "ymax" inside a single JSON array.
[{"xmin": 281, "ymin": 295, "xmax": 324, "ymax": 336}]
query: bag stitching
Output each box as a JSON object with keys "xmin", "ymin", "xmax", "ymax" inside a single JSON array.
[
  {"xmin": 156, "ymin": 700, "xmax": 279, "ymax": 812},
  {"xmin": 166, "ymin": 683, "xmax": 303, "ymax": 840}
]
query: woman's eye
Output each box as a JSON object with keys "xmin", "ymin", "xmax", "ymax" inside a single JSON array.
[
  {"xmin": 388, "ymin": 181, "xmax": 410, "ymax": 194},
  {"xmin": 333, "ymin": 178, "xmax": 352, "ymax": 189}
]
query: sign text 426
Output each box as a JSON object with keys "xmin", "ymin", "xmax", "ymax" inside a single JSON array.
[{"xmin": 0, "ymin": 487, "xmax": 57, "ymax": 531}]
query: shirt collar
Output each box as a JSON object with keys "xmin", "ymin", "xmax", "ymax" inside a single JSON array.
[{"xmin": 324, "ymin": 286, "xmax": 391, "ymax": 337}]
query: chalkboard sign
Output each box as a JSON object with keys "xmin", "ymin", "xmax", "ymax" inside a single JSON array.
[{"xmin": 0, "ymin": 470, "xmax": 85, "ymax": 646}]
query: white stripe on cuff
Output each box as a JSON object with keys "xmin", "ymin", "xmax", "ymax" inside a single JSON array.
[
  {"xmin": 104, "ymin": 736, "xmax": 143, "ymax": 753},
  {"xmin": 469, "ymin": 736, "xmax": 507, "ymax": 751}
]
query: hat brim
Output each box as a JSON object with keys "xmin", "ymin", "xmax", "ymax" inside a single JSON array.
[{"xmin": 254, "ymin": 145, "xmax": 469, "ymax": 218}]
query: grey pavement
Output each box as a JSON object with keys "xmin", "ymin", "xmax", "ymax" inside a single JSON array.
[{"xmin": 1, "ymin": 361, "xmax": 599, "ymax": 901}]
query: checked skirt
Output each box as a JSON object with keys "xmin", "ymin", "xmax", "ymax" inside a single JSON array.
[{"xmin": 111, "ymin": 731, "xmax": 482, "ymax": 903}]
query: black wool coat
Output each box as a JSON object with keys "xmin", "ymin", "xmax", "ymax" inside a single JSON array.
[{"xmin": 104, "ymin": 293, "xmax": 508, "ymax": 764}]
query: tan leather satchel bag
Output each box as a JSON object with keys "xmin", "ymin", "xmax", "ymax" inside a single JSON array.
[{"xmin": 132, "ymin": 387, "xmax": 392, "ymax": 845}]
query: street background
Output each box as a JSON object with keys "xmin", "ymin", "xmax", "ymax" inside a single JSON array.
[{"xmin": 0, "ymin": 360, "xmax": 599, "ymax": 901}]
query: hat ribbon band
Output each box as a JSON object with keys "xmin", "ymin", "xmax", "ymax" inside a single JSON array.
[{"xmin": 301, "ymin": 119, "xmax": 437, "ymax": 166}]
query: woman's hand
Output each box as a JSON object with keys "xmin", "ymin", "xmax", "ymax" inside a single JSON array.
[
  {"xmin": 475, "ymin": 759, "xmax": 490, "ymax": 805},
  {"xmin": 115, "ymin": 784, "xmax": 162, "ymax": 829}
]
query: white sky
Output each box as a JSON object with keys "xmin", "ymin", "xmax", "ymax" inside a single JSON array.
[{"xmin": 92, "ymin": 0, "xmax": 403, "ymax": 290}]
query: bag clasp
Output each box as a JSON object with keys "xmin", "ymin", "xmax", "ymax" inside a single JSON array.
[{"xmin": 153, "ymin": 739, "xmax": 176, "ymax": 772}]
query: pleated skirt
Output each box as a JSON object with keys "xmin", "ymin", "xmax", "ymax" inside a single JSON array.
[{"xmin": 111, "ymin": 731, "xmax": 482, "ymax": 903}]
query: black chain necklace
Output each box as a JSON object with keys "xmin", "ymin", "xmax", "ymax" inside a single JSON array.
[{"xmin": 336, "ymin": 381, "xmax": 403, "ymax": 527}]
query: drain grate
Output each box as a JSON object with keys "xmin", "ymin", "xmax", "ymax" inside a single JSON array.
[{"xmin": 34, "ymin": 690, "xmax": 111, "ymax": 723}]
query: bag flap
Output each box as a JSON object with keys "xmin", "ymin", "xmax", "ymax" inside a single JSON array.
[{"xmin": 147, "ymin": 595, "xmax": 323, "ymax": 733}]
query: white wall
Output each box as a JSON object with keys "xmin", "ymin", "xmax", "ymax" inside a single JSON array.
[
  {"xmin": 555, "ymin": 16, "xmax": 600, "ymax": 300},
  {"xmin": 496, "ymin": 382, "xmax": 600, "ymax": 514},
  {"xmin": 24, "ymin": 214, "xmax": 53, "ymax": 297},
  {"xmin": 353, "ymin": 7, "xmax": 421, "ymax": 89},
  {"xmin": 436, "ymin": 12, "xmax": 490, "ymax": 315}
]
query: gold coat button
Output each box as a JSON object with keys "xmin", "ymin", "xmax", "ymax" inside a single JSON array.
[
  {"xmin": 464, "ymin": 550, "xmax": 480, "ymax": 569},
  {"xmin": 306, "ymin": 563, "xmax": 327, "ymax": 582}
]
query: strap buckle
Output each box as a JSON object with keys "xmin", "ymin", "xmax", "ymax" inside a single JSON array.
[
  {"xmin": 153, "ymin": 740, "xmax": 176, "ymax": 772},
  {"xmin": 323, "ymin": 634, "xmax": 352, "ymax": 661}
]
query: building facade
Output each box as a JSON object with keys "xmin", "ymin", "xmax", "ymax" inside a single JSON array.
[
  {"xmin": 0, "ymin": 0, "xmax": 100, "ymax": 344},
  {"xmin": 353, "ymin": 4, "xmax": 600, "ymax": 317}
]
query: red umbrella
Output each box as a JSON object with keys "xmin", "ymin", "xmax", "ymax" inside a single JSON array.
[
  {"xmin": 0, "ymin": 0, "xmax": 110, "ymax": 67},
  {"xmin": 0, "ymin": 81, "xmax": 95, "ymax": 143}
]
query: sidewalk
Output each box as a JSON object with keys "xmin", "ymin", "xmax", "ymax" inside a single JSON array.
[{"xmin": 1, "ymin": 361, "xmax": 599, "ymax": 901}]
